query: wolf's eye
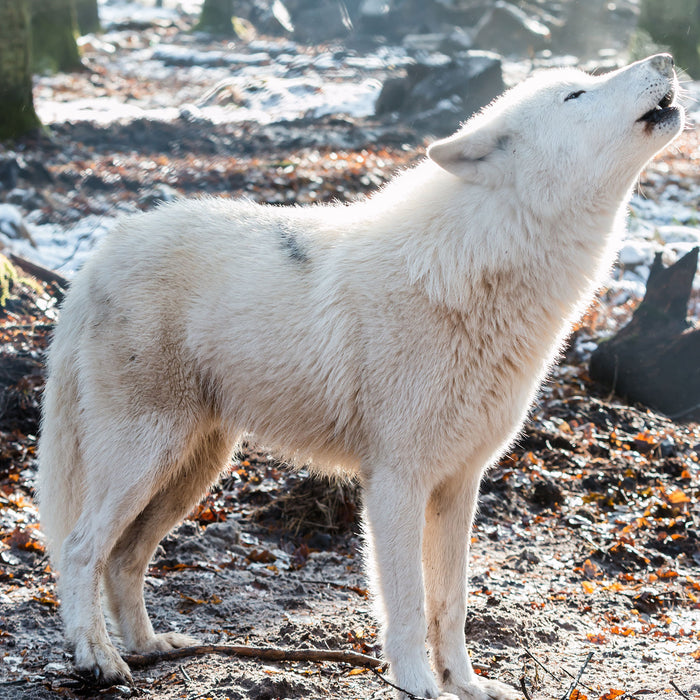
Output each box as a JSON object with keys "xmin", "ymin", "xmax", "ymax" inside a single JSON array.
[{"xmin": 564, "ymin": 90, "xmax": 586, "ymax": 102}]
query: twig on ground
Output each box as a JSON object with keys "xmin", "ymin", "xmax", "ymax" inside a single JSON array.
[
  {"xmin": 561, "ymin": 652, "xmax": 593, "ymax": 700},
  {"xmin": 123, "ymin": 643, "xmax": 383, "ymax": 671},
  {"xmin": 523, "ymin": 647, "xmax": 560, "ymax": 682},
  {"xmin": 367, "ymin": 666, "xmax": 428, "ymax": 700},
  {"xmin": 670, "ymin": 680, "xmax": 692, "ymax": 700},
  {"xmin": 520, "ymin": 675, "xmax": 533, "ymax": 700},
  {"xmin": 295, "ymin": 577, "xmax": 369, "ymax": 597},
  {"xmin": 523, "ymin": 647, "xmax": 596, "ymax": 694}
]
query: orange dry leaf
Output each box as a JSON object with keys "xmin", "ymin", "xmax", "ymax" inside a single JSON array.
[
  {"xmin": 657, "ymin": 568, "xmax": 678, "ymax": 579},
  {"xmin": 582, "ymin": 559, "xmax": 600, "ymax": 579},
  {"xmin": 667, "ymin": 488, "xmax": 690, "ymax": 505},
  {"xmin": 246, "ymin": 549, "xmax": 276, "ymax": 564},
  {"xmin": 189, "ymin": 503, "xmax": 227, "ymax": 523},
  {"xmin": 582, "ymin": 581, "xmax": 596, "ymax": 594},
  {"xmin": 586, "ymin": 632, "xmax": 607, "ymax": 644},
  {"xmin": 604, "ymin": 582, "xmax": 625, "ymax": 592},
  {"xmin": 32, "ymin": 588, "xmax": 58, "ymax": 607},
  {"xmin": 2, "ymin": 527, "xmax": 45, "ymax": 553},
  {"xmin": 599, "ymin": 690, "xmax": 625, "ymax": 700},
  {"xmin": 570, "ymin": 689, "xmax": 588, "ymax": 700}
]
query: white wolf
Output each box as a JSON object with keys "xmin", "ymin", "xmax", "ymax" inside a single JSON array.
[{"xmin": 37, "ymin": 54, "xmax": 683, "ymax": 699}]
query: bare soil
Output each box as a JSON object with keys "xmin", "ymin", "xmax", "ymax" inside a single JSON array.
[
  {"xmin": 1, "ymin": 22, "xmax": 699, "ymax": 700},
  {"xmin": 1, "ymin": 224, "xmax": 699, "ymax": 700}
]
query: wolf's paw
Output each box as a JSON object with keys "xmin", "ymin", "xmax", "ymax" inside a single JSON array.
[
  {"xmin": 447, "ymin": 678, "xmax": 520, "ymax": 700},
  {"xmin": 134, "ymin": 632, "xmax": 200, "ymax": 653},
  {"xmin": 73, "ymin": 637, "xmax": 132, "ymax": 686}
]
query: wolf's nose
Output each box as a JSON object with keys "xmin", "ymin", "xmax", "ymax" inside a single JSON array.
[{"xmin": 650, "ymin": 53, "xmax": 674, "ymax": 76}]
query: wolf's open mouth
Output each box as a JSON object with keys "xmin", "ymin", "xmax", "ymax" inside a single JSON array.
[{"xmin": 638, "ymin": 88, "xmax": 678, "ymax": 125}]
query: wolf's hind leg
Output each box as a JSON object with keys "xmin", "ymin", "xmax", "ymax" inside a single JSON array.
[
  {"xmin": 423, "ymin": 468, "xmax": 519, "ymax": 700},
  {"xmin": 58, "ymin": 418, "xmax": 203, "ymax": 684},
  {"xmin": 103, "ymin": 427, "xmax": 232, "ymax": 653}
]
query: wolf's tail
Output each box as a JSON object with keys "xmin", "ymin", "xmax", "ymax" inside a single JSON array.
[{"xmin": 36, "ymin": 319, "xmax": 86, "ymax": 567}]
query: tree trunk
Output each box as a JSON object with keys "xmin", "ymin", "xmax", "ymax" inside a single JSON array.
[
  {"xmin": 196, "ymin": 0, "xmax": 236, "ymax": 36},
  {"xmin": 75, "ymin": 0, "xmax": 100, "ymax": 35},
  {"xmin": 31, "ymin": 0, "xmax": 82, "ymax": 73},
  {"xmin": 589, "ymin": 248, "xmax": 700, "ymax": 421},
  {"xmin": 0, "ymin": 0, "xmax": 41, "ymax": 140}
]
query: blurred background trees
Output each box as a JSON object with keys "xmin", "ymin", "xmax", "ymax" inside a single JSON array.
[
  {"xmin": 196, "ymin": 0, "xmax": 236, "ymax": 35},
  {"xmin": 75, "ymin": 0, "xmax": 101, "ymax": 36},
  {"xmin": 639, "ymin": 0, "xmax": 700, "ymax": 77},
  {"xmin": 0, "ymin": 0, "xmax": 98, "ymax": 140},
  {"xmin": 0, "ymin": 0, "xmax": 698, "ymax": 143},
  {"xmin": 0, "ymin": 0, "xmax": 41, "ymax": 140},
  {"xmin": 31, "ymin": 0, "xmax": 83, "ymax": 74}
]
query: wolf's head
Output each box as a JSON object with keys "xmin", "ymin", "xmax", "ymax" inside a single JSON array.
[{"xmin": 427, "ymin": 54, "xmax": 685, "ymax": 215}]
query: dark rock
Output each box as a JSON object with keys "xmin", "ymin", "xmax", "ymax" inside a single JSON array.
[
  {"xmin": 633, "ymin": 587, "xmax": 663, "ymax": 614},
  {"xmin": 374, "ymin": 75, "xmax": 410, "ymax": 115},
  {"xmin": 0, "ymin": 154, "xmax": 52, "ymax": 191},
  {"xmin": 530, "ymin": 478, "xmax": 563, "ymax": 507},
  {"xmin": 473, "ymin": 1, "xmax": 550, "ymax": 56},
  {"xmin": 243, "ymin": 0, "xmax": 295, "ymax": 35},
  {"xmin": 604, "ymin": 542, "xmax": 650, "ymax": 572},
  {"xmin": 358, "ymin": 0, "xmax": 484, "ymax": 44},
  {"xmin": 375, "ymin": 50, "xmax": 504, "ymax": 136},
  {"xmin": 289, "ymin": 0, "xmax": 358, "ymax": 43},
  {"xmin": 0, "ymin": 157, "xmax": 21, "ymax": 191},
  {"xmin": 401, "ymin": 28, "xmax": 474, "ymax": 55}
]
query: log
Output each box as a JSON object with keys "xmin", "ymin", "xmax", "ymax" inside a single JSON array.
[
  {"xmin": 8, "ymin": 253, "xmax": 70, "ymax": 290},
  {"xmin": 589, "ymin": 247, "xmax": 700, "ymax": 421}
]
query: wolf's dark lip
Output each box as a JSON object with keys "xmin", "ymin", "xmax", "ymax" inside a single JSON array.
[
  {"xmin": 638, "ymin": 88, "xmax": 676, "ymax": 123},
  {"xmin": 639, "ymin": 104, "xmax": 680, "ymax": 126}
]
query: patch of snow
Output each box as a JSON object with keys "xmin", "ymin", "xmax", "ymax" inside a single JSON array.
[
  {"xmin": 618, "ymin": 240, "xmax": 659, "ymax": 268},
  {"xmin": 7, "ymin": 216, "xmax": 116, "ymax": 277},
  {"xmin": 0, "ymin": 203, "xmax": 27, "ymax": 239},
  {"xmin": 99, "ymin": 0, "xmax": 202, "ymax": 28},
  {"xmin": 37, "ymin": 97, "xmax": 179, "ymax": 125}
]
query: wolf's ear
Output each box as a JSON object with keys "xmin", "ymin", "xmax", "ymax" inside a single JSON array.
[{"xmin": 427, "ymin": 124, "xmax": 510, "ymax": 182}]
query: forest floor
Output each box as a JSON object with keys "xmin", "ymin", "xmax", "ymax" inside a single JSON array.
[{"xmin": 1, "ymin": 15, "xmax": 700, "ymax": 700}]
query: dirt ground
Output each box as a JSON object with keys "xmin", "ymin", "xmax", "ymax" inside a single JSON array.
[
  {"xmin": 1, "ymin": 23, "xmax": 700, "ymax": 700},
  {"xmin": 1, "ymin": 208, "xmax": 699, "ymax": 700}
]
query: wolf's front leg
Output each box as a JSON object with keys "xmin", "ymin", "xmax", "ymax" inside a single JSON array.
[
  {"xmin": 363, "ymin": 470, "xmax": 458, "ymax": 700},
  {"xmin": 423, "ymin": 468, "xmax": 519, "ymax": 700}
]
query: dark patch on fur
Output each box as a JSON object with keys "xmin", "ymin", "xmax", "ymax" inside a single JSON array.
[
  {"xmin": 442, "ymin": 668, "xmax": 451, "ymax": 683},
  {"xmin": 279, "ymin": 225, "xmax": 310, "ymax": 264}
]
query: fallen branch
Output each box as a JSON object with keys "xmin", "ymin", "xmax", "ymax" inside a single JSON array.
[
  {"xmin": 589, "ymin": 247, "xmax": 700, "ymax": 421},
  {"xmin": 123, "ymin": 643, "xmax": 383, "ymax": 671},
  {"xmin": 9, "ymin": 253, "xmax": 70, "ymax": 290}
]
